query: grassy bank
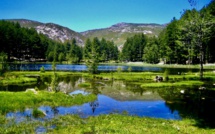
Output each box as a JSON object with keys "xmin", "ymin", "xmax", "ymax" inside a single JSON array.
[
  {"xmin": 140, "ymin": 81, "xmax": 204, "ymax": 88},
  {"xmin": 1, "ymin": 114, "xmax": 215, "ymax": 134},
  {"xmin": 103, "ymin": 62, "xmax": 215, "ymax": 69},
  {"xmin": 0, "ymin": 71, "xmax": 83, "ymax": 85},
  {"xmin": 0, "ymin": 91, "xmax": 96, "ymax": 114},
  {"xmin": 2, "ymin": 71, "xmax": 214, "ymax": 88},
  {"xmin": 0, "ymin": 74, "xmax": 37, "ymax": 85}
]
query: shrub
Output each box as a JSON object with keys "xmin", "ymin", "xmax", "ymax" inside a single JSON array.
[{"xmin": 40, "ymin": 66, "xmax": 45, "ymax": 73}]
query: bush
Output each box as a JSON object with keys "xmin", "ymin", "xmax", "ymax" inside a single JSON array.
[
  {"xmin": 40, "ymin": 66, "xmax": 45, "ymax": 73},
  {"xmin": 32, "ymin": 108, "xmax": 45, "ymax": 118}
]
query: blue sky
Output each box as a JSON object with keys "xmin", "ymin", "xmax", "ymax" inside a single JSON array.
[{"xmin": 0, "ymin": 0, "xmax": 212, "ymax": 32}]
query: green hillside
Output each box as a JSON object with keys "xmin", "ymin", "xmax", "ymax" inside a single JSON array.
[{"xmin": 82, "ymin": 23, "xmax": 165, "ymax": 46}]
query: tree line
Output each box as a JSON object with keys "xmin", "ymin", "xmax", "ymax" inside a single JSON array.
[
  {"xmin": 0, "ymin": 21, "xmax": 119, "ymax": 64},
  {"xmin": 159, "ymin": 0, "xmax": 215, "ymax": 65},
  {"xmin": 1, "ymin": 0, "xmax": 215, "ymax": 67},
  {"xmin": 121, "ymin": 0, "xmax": 215, "ymax": 65},
  {"xmin": 0, "ymin": 21, "xmax": 49, "ymax": 61}
]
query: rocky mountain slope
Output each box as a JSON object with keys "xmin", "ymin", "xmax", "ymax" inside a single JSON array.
[
  {"xmin": 7, "ymin": 19, "xmax": 165, "ymax": 47},
  {"xmin": 82, "ymin": 22, "xmax": 165, "ymax": 46},
  {"xmin": 8, "ymin": 19, "xmax": 85, "ymax": 46}
]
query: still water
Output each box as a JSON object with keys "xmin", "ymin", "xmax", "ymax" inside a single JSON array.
[
  {"xmin": 5, "ymin": 75, "xmax": 182, "ymax": 121},
  {"xmin": 5, "ymin": 74, "xmax": 215, "ymax": 126},
  {"xmin": 2, "ymin": 63, "xmax": 215, "ymax": 129},
  {"xmin": 7, "ymin": 90, "xmax": 180, "ymax": 122},
  {"xmin": 8, "ymin": 63, "xmax": 201, "ymax": 74}
]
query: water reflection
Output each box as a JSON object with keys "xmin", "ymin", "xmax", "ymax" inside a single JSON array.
[
  {"xmin": 4, "ymin": 74, "xmax": 215, "ymax": 127},
  {"xmin": 6, "ymin": 90, "xmax": 181, "ymax": 122},
  {"xmin": 158, "ymin": 87, "xmax": 215, "ymax": 127},
  {"xmin": 89, "ymin": 100, "xmax": 99, "ymax": 113}
]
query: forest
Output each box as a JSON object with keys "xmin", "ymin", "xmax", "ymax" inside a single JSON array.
[{"xmin": 0, "ymin": 0, "xmax": 215, "ymax": 66}]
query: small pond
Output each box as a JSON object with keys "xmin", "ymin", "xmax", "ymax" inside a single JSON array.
[{"xmin": 4, "ymin": 74, "xmax": 215, "ymax": 126}]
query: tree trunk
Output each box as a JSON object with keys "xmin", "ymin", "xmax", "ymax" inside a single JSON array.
[{"xmin": 200, "ymin": 47, "xmax": 204, "ymax": 80}]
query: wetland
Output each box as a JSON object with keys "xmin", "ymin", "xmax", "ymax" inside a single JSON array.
[{"xmin": 1, "ymin": 64, "xmax": 215, "ymax": 133}]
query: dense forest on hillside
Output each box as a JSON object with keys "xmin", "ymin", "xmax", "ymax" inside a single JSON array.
[
  {"xmin": 158, "ymin": 0, "xmax": 215, "ymax": 64},
  {"xmin": 121, "ymin": 0, "xmax": 215, "ymax": 64},
  {"xmin": 0, "ymin": 21, "xmax": 49, "ymax": 61},
  {"xmin": 0, "ymin": 0, "xmax": 215, "ymax": 66},
  {"xmin": 0, "ymin": 21, "xmax": 119, "ymax": 64}
]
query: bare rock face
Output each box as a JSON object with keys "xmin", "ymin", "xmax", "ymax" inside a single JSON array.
[
  {"xmin": 36, "ymin": 23, "xmax": 85, "ymax": 46},
  {"xmin": 8, "ymin": 19, "xmax": 85, "ymax": 46}
]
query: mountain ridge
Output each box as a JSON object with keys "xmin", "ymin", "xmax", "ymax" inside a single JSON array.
[
  {"xmin": 81, "ymin": 22, "xmax": 165, "ymax": 46},
  {"xmin": 6, "ymin": 19, "xmax": 166, "ymax": 46},
  {"xmin": 7, "ymin": 19, "xmax": 85, "ymax": 46}
]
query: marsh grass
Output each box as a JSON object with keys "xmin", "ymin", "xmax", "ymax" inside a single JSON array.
[
  {"xmin": 0, "ymin": 76, "xmax": 37, "ymax": 85},
  {"xmin": 1, "ymin": 114, "xmax": 214, "ymax": 134},
  {"xmin": 0, "ymin": 91, "xmax": 96, "ymax": 114},
  {"xmin": 141, "ymin": 81, "xmax": 204, "ymax": 88},
  {"xmin": 1, "ymin": 70, "xmax": 215, "ymax": 133},
  {"xmin": 78, "ymin": 82, "xmax": 91, "ymax": 88}
]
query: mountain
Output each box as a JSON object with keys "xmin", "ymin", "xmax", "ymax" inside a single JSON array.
[
  {"xmin": 81, "ymin": 22, "xmax": 165, "ymax": 46},
  {"xmin": 7, "ymin": 19, "xmax": 165, "ymax": 47},
  {"xmin": 7, "ymin": 19, "xmax": 85, "ymax": 46}
]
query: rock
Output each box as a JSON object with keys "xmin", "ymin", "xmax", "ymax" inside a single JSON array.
[
  {"xmin": 155, "ymin": 76, "xmax": 163, "ymax": 82},
  {"xmin": 199, "ymin": 87, "xmax": 206, "ymax": 90},
  {"xmin": 26, "ymin": 88, "xmax": 37, "ymax": 94},
  {"xmin": 180, "ymin": 90, "xmax": 185, "ymax": 94}
]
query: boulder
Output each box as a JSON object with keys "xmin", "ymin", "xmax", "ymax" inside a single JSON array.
[
  {"xmin": 155, "ymin": 76, "xmax": 163, "ymax": 82},
  {"xmin": 26, "ymin": 88, "xmax": 37, "ymax": 94}
]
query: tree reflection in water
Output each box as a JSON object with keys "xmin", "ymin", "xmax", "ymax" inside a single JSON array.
[
  {"xmin": 159, "ymin": 87, "xmax": 215, "ymax": 128},
  {"xmin": 51, "ymin": 106, "xmax": 59, "ymax": 117},
  {"xmin": 89, "ymin": 100, "xmax": 99, "ymax": 113},
  {"xmin": 88, "ymin": 80, "xmax": 101, "ymax": 113}
]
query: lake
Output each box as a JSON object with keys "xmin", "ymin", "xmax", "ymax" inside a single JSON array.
[
  {"xmin": 9, "ymin": 63, "xmax": 201, "ymax": 74},
  {"xmin": 5, "ymin": 74, "xmax": 215, "ymax": 125}
]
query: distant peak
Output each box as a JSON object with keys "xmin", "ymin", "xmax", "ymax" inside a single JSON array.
[{"xmin": 111, "ymin": 22, "xmax": 129, "ymax": 28}]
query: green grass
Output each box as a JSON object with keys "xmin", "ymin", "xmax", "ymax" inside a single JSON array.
[
  {"xmin": 0, "ymin": 91, "xmax": 96, "ymax": 114},
  {"xmin": 1, "ymin": 114, "xmax": 215, "ymax": 134},
  {"xmin": 0, "ymin": 74, "xmax": 37, "ymax": 85},
  {"xmin": 104, "ymin": 62, "xmax": 215, "ymax": 69},
  {"xmin": 141, "ymin": 81, "xmax": 204, "ymax": 88},
  {"xmin": 78, "ymin": 82, "xmax": 91, "ymax": 88},
  {"xmin": 51, "ymin": 115, "xmax": 215, "ymax": 134},
  {"xmin": 0, "ymin": 77, "xmax": 37, "ymax": 85}
]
